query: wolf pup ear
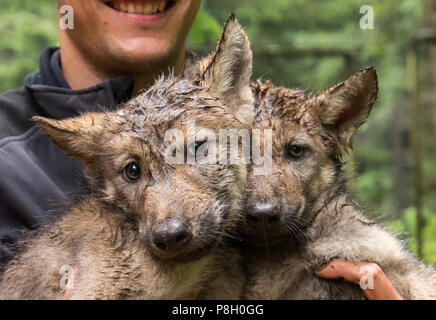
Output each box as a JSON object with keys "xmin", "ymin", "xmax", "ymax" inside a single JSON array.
[
  {"xmin": 33, "ymin": 112, "xmax": 107, "ymax": 167},
  {"xmin": 197, "ymin": 14, "xmax": 254, "ymax": 125},
  {"xmin": 313, "ymin": 67, "xmax": 378, "ymax": 152}
]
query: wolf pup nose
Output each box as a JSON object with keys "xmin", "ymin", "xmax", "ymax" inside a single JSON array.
[
  {"xmin": 244, "ymin": 197, "xmax": 303, "ymax": 244},
  {"xmin": 151, "ymin": 218, "xmax": 191, "ymax": 256},
  {"xmin": 245, "ymin": 202, "xmax": 280, "ymax": 227}
]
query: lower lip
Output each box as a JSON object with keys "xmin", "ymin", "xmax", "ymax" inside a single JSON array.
[
  {"xmin": 148, "ymin": 238, "xmax": 217, "ymax": 262},
  {"xmin": 103, "ymin": 3, "xmax": 172, "ymax": 25}
]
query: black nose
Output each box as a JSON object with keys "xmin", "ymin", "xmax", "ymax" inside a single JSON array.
[
  {"xmin": 246, "ymin": 202, "xmax": 280, "ymax": 226},
  {"xmin": 152, "ymin": 218, "xmax": 191, "ymax": 253}
]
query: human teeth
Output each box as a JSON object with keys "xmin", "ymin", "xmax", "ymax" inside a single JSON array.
[
  {"xmin": 158, "ymin": 1, "xmax": 166, "ymax": 12},
  {"xmin": 112, "ymin": 1, "xmax": 168, "ymax": 14},
  {"xmin": 135, "ymin": 3, "xmax": 144, "ymax": 13},
  {"xmin": 144, "ymin": 4, "xmax": 153, "ymax": 14}
]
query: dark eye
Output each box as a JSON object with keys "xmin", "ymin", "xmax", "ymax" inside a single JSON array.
[
  {"xmin": 286, "ymin": 145, "xmax": 306, "ymax": 159},
  {"xmin": 188, "ymin": 140, "xmax": 207, "ymax": 157},
  {"xmin": 124, "ymin": 162, "xmax": 141, "ymax": 181}
]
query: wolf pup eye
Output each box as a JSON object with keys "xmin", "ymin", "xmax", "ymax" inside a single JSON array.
[
  {"xmin": 286, "ymin": 145, "xmax": 306, "ymax": 159},
  {"xmin": 188, "ymin": 140, "xmax": 207, "ymax": 157},
  {"xmin": 124, "ymin": 162, "xmax": 141, "ymax": 181}
]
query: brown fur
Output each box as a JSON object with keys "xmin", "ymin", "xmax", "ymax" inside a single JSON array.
[
  {"xmin": 237, "ymin": 69, "xmax": 436, "ymax": 299},
  {"xmin": 0, "ymin": 15, "xmax": 253, "ymax": 300},
  {"xmin": 201, "ymin": 68, "xmax": 436, "ymax": 300}
]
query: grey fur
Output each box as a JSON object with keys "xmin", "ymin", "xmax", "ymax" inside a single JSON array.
[
  {"xmin": 201, "ymin": 69, "xmax": 436, "ymax": 300},
  {"xmin": 0, "ymin": 16, "xmax": 253, "ymax": 300}
]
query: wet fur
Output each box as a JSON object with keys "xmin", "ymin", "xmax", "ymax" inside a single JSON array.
[
  {"xmin": 238, "ymin": 73, "xmax": 436, "ymax": 300},
  {"xmin": 0, "ymin": 16, "xmax": 252, "ymax": 300},
  {"xmin": 201, "ymin": 69, "xmax": 436, "ymax": 300}
]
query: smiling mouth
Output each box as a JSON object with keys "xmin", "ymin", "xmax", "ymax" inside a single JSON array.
[{"xmin": 104, "ymin": 0, "xmax": 176, "ymax": 15}]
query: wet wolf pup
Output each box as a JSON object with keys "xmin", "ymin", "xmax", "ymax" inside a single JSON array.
[
  {"xmin": 237, "ymin": 68, "xmax": 436, "ymax": 299},
  {"xmin": 0, "ymin": 16, "xmax": 253, "ymax": 300}
]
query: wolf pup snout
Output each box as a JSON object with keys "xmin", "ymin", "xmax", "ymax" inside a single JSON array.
[
  {"xmin": 242, "ymin": 166, "xmax": 307, "ymax": 247},
  {"xmin": 151, "ymin": 218, "xmax": 191, "ymax": 255},
  {"xmin": 245, "ymin": 200, "xmax": 300, "ymax": 232}
]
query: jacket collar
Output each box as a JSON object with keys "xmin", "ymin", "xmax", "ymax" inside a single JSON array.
[
  {"xmin": 23, "ymin": 47, "xmax": 198, "ymax": 121},
  {"xmin": 24, "ymin": 47, "xmax": 135, "ymax": 120}
]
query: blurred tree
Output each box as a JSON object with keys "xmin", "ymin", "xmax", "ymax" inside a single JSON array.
[
  {"xmin": 0, "ymin": 0, "xmax": 58, "ymax": 92},
  {"xmin": 187, "ymin": 8, "xmax": 221, "ymax": 46}
]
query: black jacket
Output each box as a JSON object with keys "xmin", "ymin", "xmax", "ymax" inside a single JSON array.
[{"xmin": 0, "ymin": 47, "xmax": 134, "ymax": 268}]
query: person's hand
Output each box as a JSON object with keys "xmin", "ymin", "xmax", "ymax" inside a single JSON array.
[{"xmin": 316, "ymin": 259, "xmax": 404, "ymax": 300}]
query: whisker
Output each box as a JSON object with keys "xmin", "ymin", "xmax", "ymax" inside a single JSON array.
[
  {"xmin": 263, "ymin": 221, "xmax": 269, "ymax": 255},
  {"xmin": 283, "ymin": 221, "xmax": 305, "ymax": 244},
  {"xmin": 213, "ymin": 230, "xmax": 240, "ymax": 241}
]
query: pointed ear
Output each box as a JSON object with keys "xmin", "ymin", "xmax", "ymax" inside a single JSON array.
[
  {"xmin": 197, "ymin": 14, "xmax": 254, "ymax": 124},
  {"xmin": 33, "ymin": 112, "xmax": 107, "ymax": 166},
  {"xmin": 313, "ymin": 67, "xmax": 378, "ymax": 151}
]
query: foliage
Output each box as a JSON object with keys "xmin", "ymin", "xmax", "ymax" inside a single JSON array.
[
  {"xmin": 187, "ymin": 9, "xmax": 221, "ymax": 45},
  {"xmin": 0, "ymin": 0, "xmax": 58, "ymax": 92},
  {"xmin": 387, "ymin": 207, "xmax": 436, "ymax": 265}
]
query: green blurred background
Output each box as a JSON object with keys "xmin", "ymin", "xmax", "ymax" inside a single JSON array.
[{"xmin": 0, "ymin": 0, "xmax": 435, "ymax": 265}]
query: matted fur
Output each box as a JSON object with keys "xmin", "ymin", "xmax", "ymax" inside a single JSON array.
[
  {"xmin": 201, "ymin": 68, "xmax": 436, "ymax": 300},
  {"xmin": 0, "ymin": 16, "xmax": 253, "ymax": 300},
  {"xmin": 237, "ymin": 69, "xmax": 436, "ymax": 299}
]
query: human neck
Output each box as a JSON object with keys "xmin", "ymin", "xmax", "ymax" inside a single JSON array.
[
  {"xmin": 130, "ymin": 49, "xmax": 186, "ymax": 96},
  {"xmin": 59, "ymin": 36, "xmax": 186, "ymax": 96}
]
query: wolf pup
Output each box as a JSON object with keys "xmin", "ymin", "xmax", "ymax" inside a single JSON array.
[
  {"xmin": 0, "ymin": 16, "xmax": 253, "ymax": 300},
  {"xmin": 236, "ymin": 68, "xmax": 436, "ymax": 299}
]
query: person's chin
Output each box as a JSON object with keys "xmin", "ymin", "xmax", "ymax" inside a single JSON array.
[
  {"xmin": 98, "ymin": 0, "xmax": 180, "ymax": 28},
  {"xmin": 110, "ymin": 38, "xmax": 176, "ymax": 69}
]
